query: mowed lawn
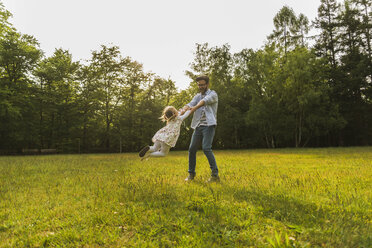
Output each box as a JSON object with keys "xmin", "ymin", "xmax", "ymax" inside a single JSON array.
[{"xmin": 0, "ymin": 147, "xmax": 371, "ymax": 247}]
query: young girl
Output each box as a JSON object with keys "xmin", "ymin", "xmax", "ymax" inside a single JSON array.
[{"xmin": 139, "ymin": 106, "xmax": 192, "ymax": 160}]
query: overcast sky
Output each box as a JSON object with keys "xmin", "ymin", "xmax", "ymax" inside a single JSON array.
[{"xmin": 2, "ymin": 0, "xmax": 323, "ymax": 90}]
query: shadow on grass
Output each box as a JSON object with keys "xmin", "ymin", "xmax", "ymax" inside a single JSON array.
[{"xmin": 230, "ymin": 186, "xmax": 371, "ymax": 247}]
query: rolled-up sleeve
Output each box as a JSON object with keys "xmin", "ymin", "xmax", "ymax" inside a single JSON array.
[
  {"xmin": 186, "ymin": 94, "xmax": 199, "ymax": 107},
  {"xmin": 203, "ymin": 91, "xmax": 218, "ymax": 105}
]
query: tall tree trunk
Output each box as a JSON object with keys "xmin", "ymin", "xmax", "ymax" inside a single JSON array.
[
  {"xmin": 49, "ymin": 113, "xmax": 54, "ymax": 149},
  {"xmin": 327, "ymin": 7, "xmax": 337, "ymax": 68},
  {"xmin": 234, "ymin": 124, "xmax": 239, "ymax": 148},
  {"xmin": 361, "ymin": 1, "xmax": 372, "ymax": 77},
  {"xmin": 264, "ymin": 133, "xmax": 270, "ymax": 148},
  {"xmin": 39, "ymin": 82, "xmax": 44, "ymax": 148},
  {"xmin": 129, "ymin": 87, "xmax": 135, "ymax": 150},
  {"xmin": 295, "ymin": 113, "xmax": 298, "ymax": 148},
  {"xmin": 104, "ymin": 76, "xmax": 111, "ymax": 150},
  {"xmin": 83, "ymin": 110, "xmax": 87, "ymax": 152},
  {"xmin": 105, "ymin": 100, "xmax": 110, "ymax": 149},
  {"xmin": 298, "ymin": 114, "xmax": 302, "ymax": 147}
]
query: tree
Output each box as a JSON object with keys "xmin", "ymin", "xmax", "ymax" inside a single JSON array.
[
  {"xmin": 278, "ymin": 48, "xmax": 344, "ymax": 147},
  {"xmin": 89, "ymin": 45, "xmax": 129, "ymax": 150},
  {"xmin": 295, "ymin": 13, "xmax": 310, "ymax": 47},
  {"xmin": 313, "ymin": 0, "xmax": 341, "ymax": 68},
  {"xmin": 335, "ymin": 1, "xmax": 371, "ymax": 145},
  {"xmin": 75, "ymin": 64, "xmax": 100, "ymax": 152},
  {"xmin": 354, "ymin": 0, "xmax": 372, "ymax": 64},
  {"xmin": 0, "ymin": 2, "xmax": 14, "ymax": 36},
  {"xmin": 268, "ymin": 6, "xmax": 298, "ymax": 55},
  {"xmin": 0, "ymin": 30, "xmax": 42, "ymax": 150},
  {"xmin": 35, "ymin": 48, "xmax": 80, "ymax": 150},
  {"xmin": 236, "ymin": 45, "xmax": 290, "ymax": 148},
  {"xmin": 118, "ymin": 59, "xmax": 150, "ymax": 151}
]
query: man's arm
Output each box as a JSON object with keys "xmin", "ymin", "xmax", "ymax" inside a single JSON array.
[
  {"xmin": 179, "ymin": 105, "xmax": 190, "ymax": 115},
  {"xmin": 203, "ymin": 91, "xmax": 218, "ymax": 105},
  {"xmin": 189, "ymin": 100, "xmax": 205, "ymax": 113},
  {"xmin": 180, "ymin": 94, "xmax": 199, "ymax": 114},
  {"xmin": 189, "ymin": 91, "xmax": 217, "ymax": 112}
]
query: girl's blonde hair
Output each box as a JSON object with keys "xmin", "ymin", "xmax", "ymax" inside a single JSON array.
[{"xmin": 160, "ymin": 106, "xmax": 178, "ymax": 122}]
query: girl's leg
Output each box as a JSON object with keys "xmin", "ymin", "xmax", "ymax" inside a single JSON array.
[
  {"xmin": 141, "ymin": 141, "xmax": 162, "ymax": 160},
  {"xmin": 149, "ymin": 141, "xmax": 170, "ymax": 157},
  {"xmin": 149, "ymin": 140, "xmax": 162, "ymax": 152}
]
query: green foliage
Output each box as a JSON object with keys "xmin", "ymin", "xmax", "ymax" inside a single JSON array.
[
  {"xmin": 0, "ymin": 28, "xmax": 42, "ymax": 150},
  {"xmin": 314, "ymin": 0, "xmax": 372, "ymax": 145},
  {"xmin": 268, "ymin": 6, "xmax": 310, "ymax": 54},
  {"xmin": 0, "ymin": 2, "xmax": 13, "ymax": 36},
  {"xmin": 279, "ymin": 47, "xmax": 345, "ymax": 147},
  {"xmin": 34, "ymin": 49, "xmax": 80, "ymax": 151},
  {"xmin": 313, "ymin": 0, "xmax": 340, "ymax": 67},
  {"xmin": 1, "ymin": 1, "xmax": 372, "ymax": 152}
]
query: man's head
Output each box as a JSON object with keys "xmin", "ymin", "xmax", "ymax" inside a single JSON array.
[{"xmin": 196, "ymin": 75, "xmax": 209, "ymax": 94}]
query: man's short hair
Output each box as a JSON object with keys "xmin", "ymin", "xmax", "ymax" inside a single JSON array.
[{"xmin": 196, "ymin": 75, "xmax": 209, "ymax": 84}]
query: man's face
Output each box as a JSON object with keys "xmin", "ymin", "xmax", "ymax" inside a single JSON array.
[{"xmin": 197, "ymin": 80, "xmax": 208, "ymax": 94}]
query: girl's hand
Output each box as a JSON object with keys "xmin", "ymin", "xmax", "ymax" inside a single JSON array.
[{"xmin": 179, "ymin": 106, "xmax": 189, "ymax": 115}]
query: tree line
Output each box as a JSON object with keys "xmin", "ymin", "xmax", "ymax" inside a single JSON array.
[{"xmin": 0, "ymin": 0, "xmax": 371, "ymax": 154}]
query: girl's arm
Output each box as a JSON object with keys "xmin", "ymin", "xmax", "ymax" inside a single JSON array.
[{"xmin": 179, "ymin": 110, "xmax": 192, "ymax": 121}]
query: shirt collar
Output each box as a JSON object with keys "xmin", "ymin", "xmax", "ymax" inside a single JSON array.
[{"xmin": 201, "ymin": 89, "xmax": 211, "ymax": 96}]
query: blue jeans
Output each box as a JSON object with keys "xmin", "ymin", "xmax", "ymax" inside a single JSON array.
[{"xmin": 188, "ymin": 125, "xmax": 218, "ymax": 177}]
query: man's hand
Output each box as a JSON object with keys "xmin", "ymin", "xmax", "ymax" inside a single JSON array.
[{"xmin": 191, "ymin": 100, "xmax": 205, "ymax": 113}]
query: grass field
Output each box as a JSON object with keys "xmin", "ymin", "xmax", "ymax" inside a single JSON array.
[{"xmin": 0, "ymin": 147, "xmax": 371, "ymax": 247}]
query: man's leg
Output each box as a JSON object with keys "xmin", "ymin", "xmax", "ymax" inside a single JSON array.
[
  {"xmin": 201, "ymin": 126, "xmax": 218, "ymax": 177},
  {"xmin": 188, "ymin": 127, "xmax": 202, "ymax": 176}
]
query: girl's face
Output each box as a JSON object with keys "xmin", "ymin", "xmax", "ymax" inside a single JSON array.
[
  {"xmin": 164, "ymin": 107, "xmax": 178, "ymax": 120},
  {"xmin": 169, "ymin": 108, "xmax": 178, "ymax": 118},
  {"xmin": 168, "ymin": 107, "xmax": 177, "ymax": 115}
]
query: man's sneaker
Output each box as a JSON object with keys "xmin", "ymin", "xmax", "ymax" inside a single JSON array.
[
  {"xmin": 139, "ymin": 145, "xmax": 150, "ymax": 158},
  {"xmin": 185, "ymin": 174, "xmax": 195, "ymax": 182},
  {"xmin": 206, "ymin": 175, "xmax": 220, "ymax": 183}
]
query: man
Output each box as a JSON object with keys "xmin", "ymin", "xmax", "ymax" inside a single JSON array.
[{"xmin": 180, "ymin": 75, "xmax": 219, "ymax": 182}]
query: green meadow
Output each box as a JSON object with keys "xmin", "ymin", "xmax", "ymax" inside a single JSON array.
[{"xmin": 0, "ymin": 147, "xmax": 371, "ymax": 247}]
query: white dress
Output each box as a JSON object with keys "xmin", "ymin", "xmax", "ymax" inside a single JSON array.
[{"xmin": 152, "ymin": 111, "xmax": 191, "ymax": 147}]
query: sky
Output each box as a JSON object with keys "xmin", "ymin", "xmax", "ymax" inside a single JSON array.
[{"xmin": 2, "ymin": 0, "xmax": 323, "ymax": 90}]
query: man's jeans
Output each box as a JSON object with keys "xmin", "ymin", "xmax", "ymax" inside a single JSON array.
[{"xmin": 188, "ymin": 125, "xmax": 218, "ymax": 177}]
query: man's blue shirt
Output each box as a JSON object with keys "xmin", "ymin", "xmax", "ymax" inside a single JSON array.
[{"xmin": 187, "ymin": 89, "xmax": 218, "ymax": 129}]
